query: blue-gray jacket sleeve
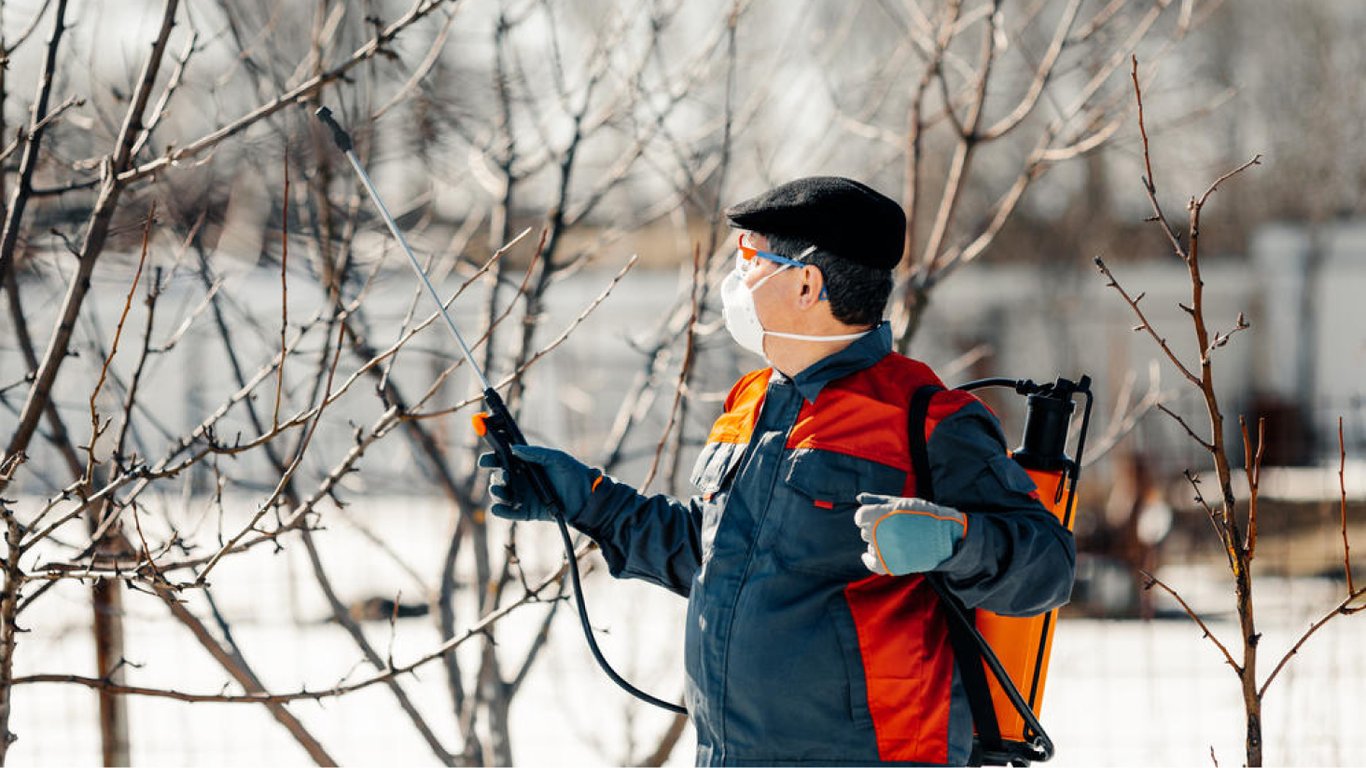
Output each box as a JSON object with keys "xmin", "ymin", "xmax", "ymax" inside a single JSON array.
[
  {"xmin": 569, "ymin": 477, "xmax": 702, "ymax": 598},
  {"xmin": 928, "ymin": 399, "xmax": 1076, "ymax": 616}
]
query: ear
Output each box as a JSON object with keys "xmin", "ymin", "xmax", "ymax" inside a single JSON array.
[{"xmin": 796, "ymin": 265, "xmax": 824, "ymax": 309}]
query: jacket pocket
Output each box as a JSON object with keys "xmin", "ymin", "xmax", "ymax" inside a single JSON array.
[
  {"xmin": 826, "ymin": 599, "xmax": 873, "ymax": 729},
  {"xmin": 771, "ymin": 449, "xmax": 905, "ymax": 580},
  {"xmin": 689, "ymin": 440, "xmax": 745, "ymax": 496},
  {"xmin": 689, "ymin": 441, "xmax": 746, "ymax": 569}
]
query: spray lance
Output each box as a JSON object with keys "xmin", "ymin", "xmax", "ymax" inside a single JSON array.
[{"xmin": 314, "ymin": 107, "xmax": 686, "ymax": 715}]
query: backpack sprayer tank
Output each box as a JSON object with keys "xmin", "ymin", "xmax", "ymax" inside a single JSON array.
[{"xmin": 954, "ymin": 376, "xmax": 1093, "ymax": 765}]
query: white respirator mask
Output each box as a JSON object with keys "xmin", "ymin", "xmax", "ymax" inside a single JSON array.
[{"xmin": 720, "ymin": 245, "xmax": 870, "ymax": 358}]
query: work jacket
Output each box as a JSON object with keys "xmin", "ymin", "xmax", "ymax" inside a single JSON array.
[{"xmin": 573, "ymin": 323, "xmax": 1075, "ymax": 765}]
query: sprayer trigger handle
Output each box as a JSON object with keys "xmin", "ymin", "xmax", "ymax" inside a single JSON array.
[{"xmin": 477, "ymin": 395, "xmax": 558, "ymax": 508}]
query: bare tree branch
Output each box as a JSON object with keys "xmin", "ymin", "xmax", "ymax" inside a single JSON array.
[
  {"xmin": 1339, "ymin": 418, "xmax": 1355, "ymax": 595},
  {"xmin": 15, "ymin": 539, "xmax": 599, "ymax": 705},
  {"xmin": 980, "ymin": 0, "xmax": 1083, "ymax": 140},
  {"xmin": 153, "ymin": 585, "xmax": 337, "ymax": 765},
  {"xmin": 1156, "ymin": 402, "xmax": 1214, "ymax": 453},
  {"xmin": 1141, "ymin": 570, "xmax": 1240, "ymax": 674},
  {"xmin": 117, "ymin": 0, "xmax": 454, "ymax": 185},
  {"xmin": 1257, "ymin": 584, "xmax": 1366, "ymax": 700},
  {"xmin": 1094, "ymin": 256, "xmax": 1201, "ymax": 387},
  {"xmin": 641, "ymin": 246, "xmax": 701, "ymax": 492},
  {"xmin": 0, "ymin": 0, "xmax": 71, "ymax": 284},
  {"xmin": 195, "ymin": 321, "xmax": 347, "ymax": 583},
  {"xmin": 1, "ymin": 0, "xmax": 57, "ymax": 55},
  {"xmin": 1197, "ymin": 154, "xmax": 1263, "ymax": 209},
  {"xmin": 1130, "ymin": 54, "xmax": 1188, "ymax": 261},
  {"xmin": 1, "ymin": 0, "xmax": 181, "ymax": 494},
  {"xmin": 1240, "ymin": 417, "xmax": 1265, "ymax": 560}
]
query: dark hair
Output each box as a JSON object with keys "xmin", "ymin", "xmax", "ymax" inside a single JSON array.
[{"xmin": 764, "ymin": 233, "xmax": 892, "ymax": 327}]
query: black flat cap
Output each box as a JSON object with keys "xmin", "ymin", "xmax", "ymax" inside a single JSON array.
[{"xmin": 725, "ymin": 176, "xmax": 905, "ymax": 270}]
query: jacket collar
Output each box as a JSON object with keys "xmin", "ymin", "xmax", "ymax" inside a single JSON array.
[{"xmin": 777, "ymin": 321, "xmax": 892, "ymax": 403}]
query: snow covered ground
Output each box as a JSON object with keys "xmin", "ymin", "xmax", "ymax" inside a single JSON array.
[{"xmin": 7, "ymin": 497, "xmax": 1365, "ymax": 766}]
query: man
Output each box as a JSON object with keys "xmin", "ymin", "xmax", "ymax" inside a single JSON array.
[{"xmin": 482, "ymin": 177, "xmax": 1074, "ymax": 765}]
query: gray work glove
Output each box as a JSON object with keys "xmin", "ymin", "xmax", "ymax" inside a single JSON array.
[
  {"xmin": 854, "ymin": 493, "xmax": 967, "ymax": 575},
  {"xmin": 479, "ymin": 444, "xmax": 602, "ymax": 522}
]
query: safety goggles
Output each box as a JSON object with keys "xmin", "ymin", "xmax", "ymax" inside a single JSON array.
[
  {"xmin": 735, "ymin": 234, "xmax": 827, "ymax": 299},
  {"xmin": 735, "ymin": 234, "xmax": 809, "ymax": 277}
]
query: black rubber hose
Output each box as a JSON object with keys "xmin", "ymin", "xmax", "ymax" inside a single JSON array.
[{"xmin": 553, "ymin": 511, "xmax": 687, "ymax": 715}]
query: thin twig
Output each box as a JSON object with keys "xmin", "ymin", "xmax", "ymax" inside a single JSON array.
[
  {"xmin": 1, "ymin": 0, "xmax": 56, "ymax": 55},
  {"xmin": 194, "ymin": 320, "xmax": 347, "ymax": 583},
  {"xmin": 112, "ymin": 265, "xmax": 163, "ymax": 468},
  {"xmin": 1130, "ymin": 55, "xmax": 1187, "ymax": 261},
  {"xmin": 275, "ymin": 147, "xmax": 289, "ymax": 431},
  {"xmin": 1197, "ymin": 155, "xmax": 1263, "ymax": 209},
  {"xmin": 415, "ymin": 254, "xmax": 641, "ymax": 420},
  {"xmin": 1183, "ymin": 470, "xmax": 1233, "ymax": 569},
  {"xmin": 979, "ymin": 0, "xmax": 1082, "ymax": 140},
  {"xmin": 1241, "ymin": 417, "xmax": 1264, "ymax": 560},
  {"xmin": 1204, "ymin": 312, "xmax": 1250, "ymax": 358},
  {"xmin": 0, "ymin": 95, "xmax": 84, "ymax": 167},
  {"xmin": 127, "ymin": 500, "xmax": 166, "ymax": 586},
  {"xmin": 128, "ymin": 31, "xmax": 197, "ymax": 162},
  {"xmin": 0, "ymin": 0, "xmax": 71, "ymax": 288},
  {"xmin": 1141, "ymin": 570, "xmax": 1240, "ymax": 673},
  {"xmin": 84, "ymin": 205, "xmax": 155, "ymax": 483},
  {"xmin": 1341, "ymin": 417, "xmax": 1355, "ymax": 595},
  {"xmin": 1258, "ymin": 584, "xmax": 1366, "ymax": 699},
  {"xmin": 507, "ymin": 580, "xmax": 569, "ymax": 696},
  {"xmin": 1095, "ymin": 256, "xmax": 1201, "ymax": 387},
  {"xmin": 1082, "ymin": 361, "xmax": 1168, "ymax": 467},
  {"xmin": 372, "ymin": 7, "xmax": 458, "ymax": 119},
  {"xmin": 641, "ymin": 245, "xmax": 701, "ymax": 491}
]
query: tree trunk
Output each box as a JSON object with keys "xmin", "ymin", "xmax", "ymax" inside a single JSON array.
[
  {"xmin": 0, "ymin": 516, "xmax": 24, "ymax": 765},
  {"xmin": 91, "ymin": 578, "xmax": 131, "ymax": 766},
  {"xmin": 1237, "ymin": 570, "xmax": 1262, "ymax": 766}
]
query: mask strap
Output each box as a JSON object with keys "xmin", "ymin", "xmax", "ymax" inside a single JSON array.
[
  {"xmin": 748, "ymin": 261, "xmax": 862, "ymax": 342},
  {"xmin": 747, "ymin": 263, "xmax": 790, "ymax": 290},
  {"xmin": 764, "ymin": 329, "xmax": 871, "ymax": 343}
]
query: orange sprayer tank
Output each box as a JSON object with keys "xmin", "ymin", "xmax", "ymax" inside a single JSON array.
[
  {"xmin": 951, "ymin": 375, "xmax": 1090, "ymax": 763},
  {"xmin": 975, "ymin": 464, "xmax": 1076, "ymax": 745}
]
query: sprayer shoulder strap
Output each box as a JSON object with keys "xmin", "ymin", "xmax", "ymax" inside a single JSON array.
[{"xmin": 907, "ymin": 384, "xmax": 1003, "ymax": 757}]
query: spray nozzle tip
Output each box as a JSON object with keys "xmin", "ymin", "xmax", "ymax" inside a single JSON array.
[{"xmin": 313, "ymin": 106, "xmax": 353, "ymax": 152}]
